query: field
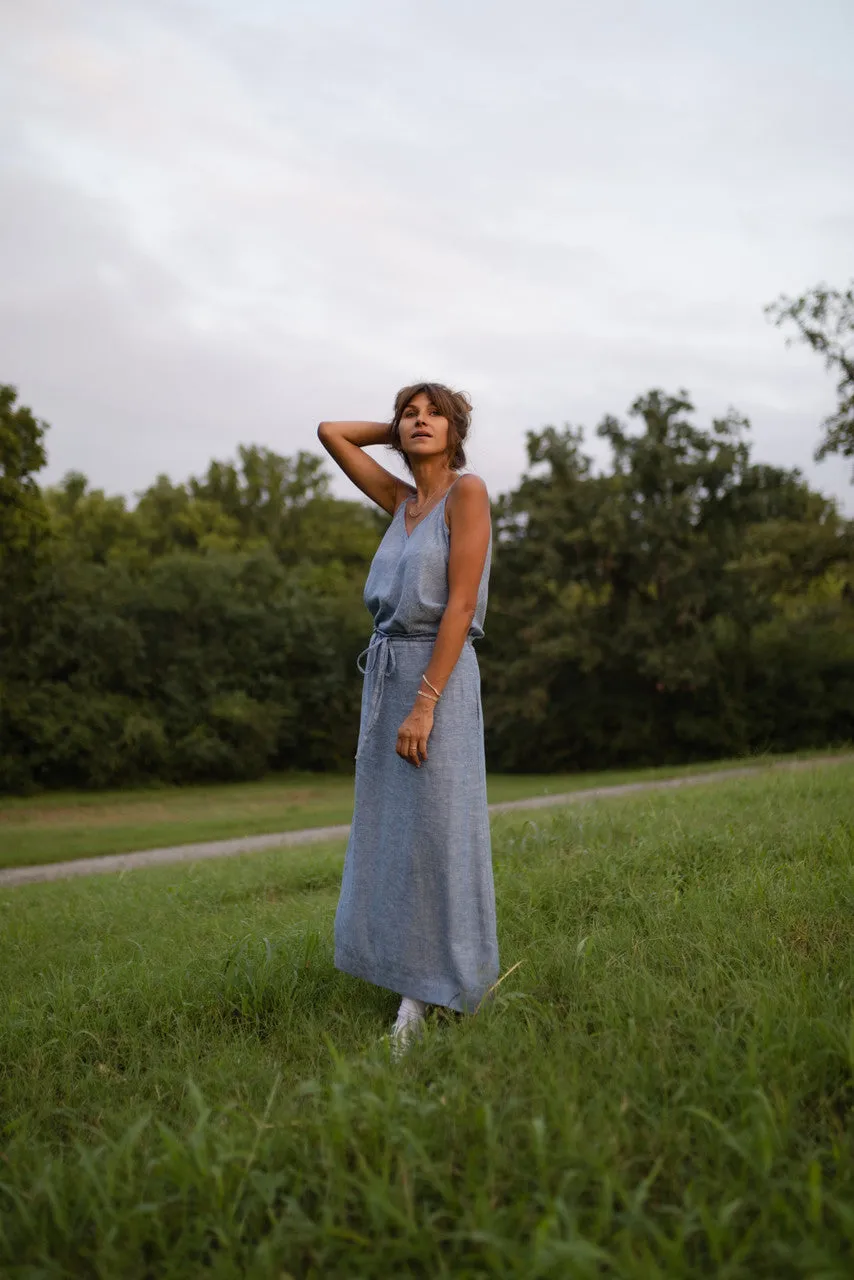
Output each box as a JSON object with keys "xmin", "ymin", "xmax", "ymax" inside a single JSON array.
[
  {"xmin": 0, "ymin": 750, "xmax": 840, "ymax": 870},
  {"xmin": 1, "ymin": 761, "xmax": 853, "ymax": 1277}
]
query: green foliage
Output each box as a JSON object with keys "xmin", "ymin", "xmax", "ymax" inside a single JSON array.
[
  {"xmin": 1, "ymin": 548, "xmax": 364, "ymax": 790},
  {"xmin": 0, "ymin": 383, "xmax": 50, "ymax": 570},
  {"xmin": 0, "ymin": 385, "xmax": 53, "ymax": 690},
  {"xmin": 766, "ymin": 281, "xmax": 854, "ymax": 475},
  {"xmin": 1, "ymin": 381, "xmax": 853, "ymax": 792},
  {"xmin": 481, "ymin": 390, "xmax": 854, "ymax": 771},
  {"xmin": 1, "ymin": 766, "xmax": 852, "ymax": 1274},
  {"xmin": 44, "ymin": 470, "xmax": 139, "ymax": 564}
]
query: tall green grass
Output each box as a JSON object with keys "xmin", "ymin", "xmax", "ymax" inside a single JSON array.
[{"xmin": 1, "ymin": 764, "xmax": 852, "ymax": 1276}]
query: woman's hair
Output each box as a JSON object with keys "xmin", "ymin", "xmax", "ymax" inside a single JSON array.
[{"xmin": 388, "ymin": 382, "xmax": 472, "ymax": 474}]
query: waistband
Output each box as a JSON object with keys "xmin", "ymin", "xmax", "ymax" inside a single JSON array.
[
  {"xmin": 353, "ymin": 628, "xmax": 472, "ymax": 761},
  {"xmin": 356, "ymin": 628, "xmax": 475, "ymax": 671}
]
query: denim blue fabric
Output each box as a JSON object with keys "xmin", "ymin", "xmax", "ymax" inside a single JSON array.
[{"xmin": 333, "ymin": 479, "xmax": 499, "ymax": 1012}]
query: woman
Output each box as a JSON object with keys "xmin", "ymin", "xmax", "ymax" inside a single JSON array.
[{"xmin": 317, "ymin": 382, "xmax": 499, "ymax": 1053}]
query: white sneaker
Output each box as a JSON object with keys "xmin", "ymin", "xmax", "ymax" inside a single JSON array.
[{"xmin": 389, "ymin": 1010, "xmax": 424, "ymax": 1060}]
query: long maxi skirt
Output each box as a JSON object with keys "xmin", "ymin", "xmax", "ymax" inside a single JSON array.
[{"xmin": 333, "ymin": 629, "xmax": 500, "ymax": 1013}]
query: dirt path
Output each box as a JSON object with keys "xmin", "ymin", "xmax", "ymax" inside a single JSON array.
[{"xmin": 2, "ymin": 755, "xmax": 851, "ymax": 889}]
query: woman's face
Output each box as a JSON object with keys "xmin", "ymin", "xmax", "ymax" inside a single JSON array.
[{"xmin": 400, "ymin": 391, "xmax": 451, "ymax": 464}]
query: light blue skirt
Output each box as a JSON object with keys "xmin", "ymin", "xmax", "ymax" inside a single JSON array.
[{"xmin": 334, "ymin": 630, "xmax": 500, "ymax": 1012}]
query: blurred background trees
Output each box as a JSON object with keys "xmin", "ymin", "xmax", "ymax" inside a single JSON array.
[
  {"xmin": 483, "ymin": 390, "xmax": 852, "ymax": 770},
  {"xmin": 1, "ymin": 368, "xmax": 852, "ymax": 792},
  {"xmin": 766, "ymin": 282, "xmax": 854, "ymax": 477}
]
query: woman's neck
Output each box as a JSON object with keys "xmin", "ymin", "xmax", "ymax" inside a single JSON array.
[{"xmin": 409, "ymin": 458, "xmax": 458, "ymax": 501}]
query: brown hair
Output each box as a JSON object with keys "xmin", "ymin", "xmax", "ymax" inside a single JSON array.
[{"xmin": 388, "ymin": 382, "xmax": 472, "ymax": 475}]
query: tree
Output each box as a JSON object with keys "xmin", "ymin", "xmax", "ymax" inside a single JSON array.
[
  {"xmin": 481, "ymin": 389, "xmax": 854, "ymax": 771},
  {"xmin": 131, "ymin": 475, "xmax": 243, "ymax": 559},
  {"xmin": 0, "ymin": 384, "xmax": 50, "ymax": 580},
  {"xmin": 0, "ymin": 547, "xmax": 368, "ymax": 790},
  {"xmin": 766, "ymin": 282, "xmax": 854, "ymax": 477},
  {"xmin": 186, "ymin": 443, "xmax": 386, "ymax": 579},
  {"xmin": 3, "ymin": 392, "xmax": 851, "ymax": 793},
  {"xmin": 0, "ymin": 385, "xmax": 52, "ymax": 709},
  {"xmin": 189, "ymin": 445, "xmax": 330, "ymax": 552},
  {"xmin": 44, "ymin": 472, "xmax": 139, "ymax": 565}
]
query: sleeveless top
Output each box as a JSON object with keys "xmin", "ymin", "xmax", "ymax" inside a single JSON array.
[{"xmin": 362, "ymin": 477, "xmax": 492, "ymax": 640}]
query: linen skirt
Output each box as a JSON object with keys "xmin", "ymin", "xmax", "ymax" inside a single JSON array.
[{"xmin": 334, "ymin": 632, "xmax": 499, "ymax": 1012}]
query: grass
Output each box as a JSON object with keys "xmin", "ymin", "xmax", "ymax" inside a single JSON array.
[
  {"xmin": 0, "ymin": 747, "xmax": 847, "ymax": 869},
  {"xmin": 1, "ymin": 760, "xmax": 852, "ymax": 1276}
]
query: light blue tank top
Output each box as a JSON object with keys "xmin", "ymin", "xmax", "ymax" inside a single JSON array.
[{"xmin": 363, "ymin": 477, "xmax": 492, "ymax": 640}]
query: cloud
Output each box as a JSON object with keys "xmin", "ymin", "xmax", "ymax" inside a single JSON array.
[{"xmin": 1, "ymin": 0, "xmax": 852, "ymax": 508}]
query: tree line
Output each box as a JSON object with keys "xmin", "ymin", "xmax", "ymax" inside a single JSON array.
[{"xmin": 2, "ymin": 285, "xmax": 852, "ymax": 791}]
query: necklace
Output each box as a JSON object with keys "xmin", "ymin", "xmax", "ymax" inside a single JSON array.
[{"xmin": 407, "ymin": 477, "xmax": 456, "ymax": 519}]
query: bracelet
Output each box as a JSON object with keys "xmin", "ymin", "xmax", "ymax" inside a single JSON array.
[
  {"xmin": 421, "ymin": 675, "xmax": 442, "ymax": 698},
  {"xmin": 416, "ymin": 690, "xmax": 439, "ymax": 703}
]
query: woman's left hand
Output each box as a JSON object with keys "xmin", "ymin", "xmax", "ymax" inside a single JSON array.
[{"xmin": 396, "ymin": 701, "xmax": 435, "ymax": 767}]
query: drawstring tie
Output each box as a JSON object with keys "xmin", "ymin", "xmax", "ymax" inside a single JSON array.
[{"xmin": 354, "ymin": 629, "xmax": 449, "ymax": 761}]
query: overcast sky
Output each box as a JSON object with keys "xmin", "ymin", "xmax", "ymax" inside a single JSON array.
[{"xmin": 2, "ymin": 0, "xmax": 852, "ymax": 511}]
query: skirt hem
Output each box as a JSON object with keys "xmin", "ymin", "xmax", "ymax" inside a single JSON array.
[{"xmin": 334, "ymin": 946, "xmax": 498, "ymax": 1014}]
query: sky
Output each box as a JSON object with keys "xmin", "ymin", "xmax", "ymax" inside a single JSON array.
[{"xmin": 2, "ymin": 0, "xmax": 853, "ymax": 510}]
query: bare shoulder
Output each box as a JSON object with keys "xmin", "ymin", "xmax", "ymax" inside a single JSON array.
[
  {"xmin": 450, "ymin": 473, "xmax": 489, "ymax": 505},
  {"xmin": 446, "ymin": 472, "xmax": 490, "ymax": 530}
]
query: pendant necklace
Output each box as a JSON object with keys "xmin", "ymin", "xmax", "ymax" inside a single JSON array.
[{"xmin": 408, "ymin": 477, "xmax": 455, "ymax": 520}]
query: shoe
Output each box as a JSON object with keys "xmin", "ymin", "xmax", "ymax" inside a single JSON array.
[{"xmin": 389, "ymin": 1010, "xmax": 424, "ymax": 1060}]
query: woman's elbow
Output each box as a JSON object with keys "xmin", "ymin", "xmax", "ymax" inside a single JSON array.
[{"xmin": 448, "ymin": 598, "xmax": 478, "ymax": 622}]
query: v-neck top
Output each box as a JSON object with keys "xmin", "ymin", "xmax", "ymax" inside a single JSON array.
[{"xmin": 361, "ymin": 476, "xmax": 492, "ymax": 640}]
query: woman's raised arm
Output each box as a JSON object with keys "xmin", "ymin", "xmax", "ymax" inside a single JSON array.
[{"xmin": 317, "ymin": 420, "xmax": 412, "ymax": 516}]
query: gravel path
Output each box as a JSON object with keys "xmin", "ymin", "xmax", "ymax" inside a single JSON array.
[{"xmin": 2, "ymin": 755, "xmax": 851, "ymax": 889}]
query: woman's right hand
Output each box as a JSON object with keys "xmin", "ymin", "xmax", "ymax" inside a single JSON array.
[{"xmin": 316, "ymin": 421, "xmax": 404, "ymax": 515}]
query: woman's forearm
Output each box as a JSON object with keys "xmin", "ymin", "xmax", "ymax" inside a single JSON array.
[
  {"xmin": 316, "ymin": 418, "xmax": 401, "ymax": 514},
  {"xmin": 416, "ymin": 602, "xmax": 476, "ymax": 704},
  {"xmin": 317, "ymin": 420, "xmax": 391, "ymax": 448},
  {"xmin": 397, "ymin": 601, "xmax": 475, "ymax": 767}
]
